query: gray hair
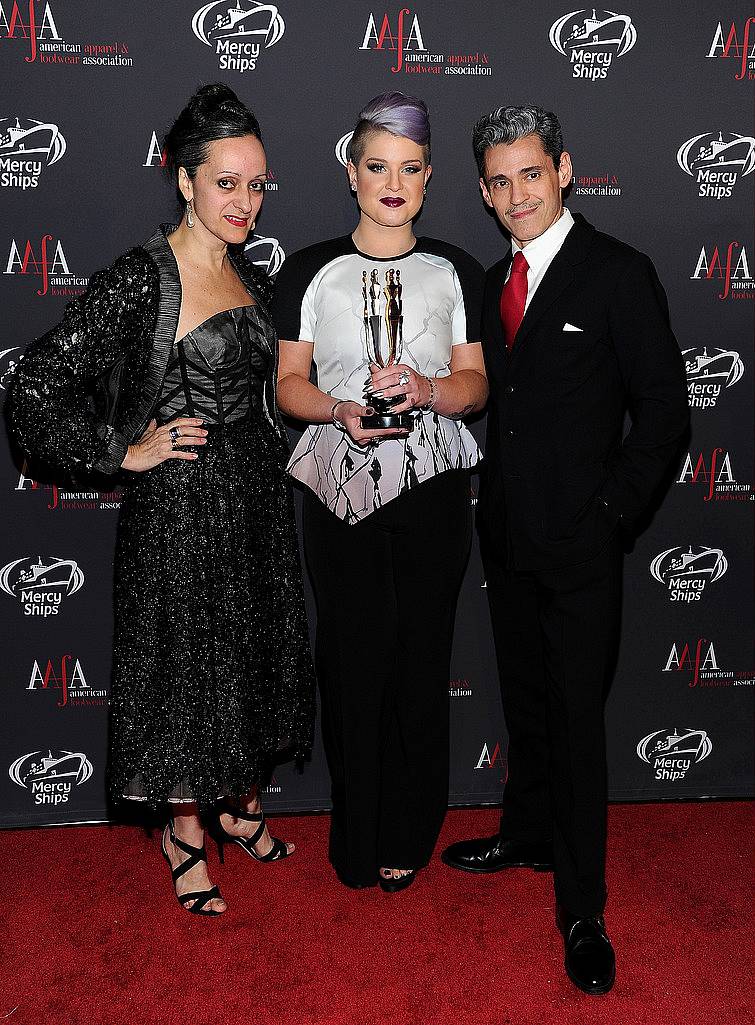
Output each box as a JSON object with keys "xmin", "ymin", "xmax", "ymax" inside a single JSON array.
[{"xmin": 472, "ymin": 106, "xmax": 563, "ymax": 177}]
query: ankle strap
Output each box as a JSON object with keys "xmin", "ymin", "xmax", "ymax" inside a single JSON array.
[{"xmin": 220, "ymin": 801, "xmax": 264, "ymax": 824}]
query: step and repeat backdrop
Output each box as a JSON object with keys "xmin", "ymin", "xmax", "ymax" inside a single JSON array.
[{"xmin": 1, "ymin": 1, "xmax": 753, "ymax": 826}]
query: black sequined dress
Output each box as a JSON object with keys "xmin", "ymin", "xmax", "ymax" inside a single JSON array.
[{"xmin": 109, "ymin": 303, "xmax": 315, "ymax": 806}]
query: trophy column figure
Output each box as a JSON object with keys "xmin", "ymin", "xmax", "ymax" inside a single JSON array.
[{"xmin": 360, "ymin": 269, "xmax": 414, "ymax": 430}]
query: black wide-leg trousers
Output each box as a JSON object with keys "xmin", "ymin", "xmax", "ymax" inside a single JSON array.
[
  {"xmin": 303, "ymin": 471, "xmax": 472, "ymax": 886},
  {"xmin": 482, "ymin": 534, "xmax": 623, "ymax": 916}
]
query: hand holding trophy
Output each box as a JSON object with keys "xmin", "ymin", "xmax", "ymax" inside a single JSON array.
[{"xmin": 360, "ymin": 268, "xmax": 414, "ymax": 430}]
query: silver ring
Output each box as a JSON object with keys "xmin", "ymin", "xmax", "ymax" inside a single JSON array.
[
  {"xmin": 169, "ymin": 426, "xmax": 180, "ymax": 440},
  {"xmin": 398, "ymin": 371, "xmax": 410, "ymax": 386},
  {"xmin": 170, "ymin": 437, "xmax": 178, "ymax": 450}
]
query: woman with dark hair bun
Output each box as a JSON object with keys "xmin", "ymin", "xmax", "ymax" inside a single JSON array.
[
  {"xmin": 7, "ymin": 84, "xmax": 315, "ymax": 916},
  {"xmin": 275, "ymin": 92, "xmax": 488, "ymax": 892}
]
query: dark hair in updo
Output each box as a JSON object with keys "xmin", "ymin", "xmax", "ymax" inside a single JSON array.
[{"xmin": 164, "ymin": 83, "xmax": 263, "ymax": 185}]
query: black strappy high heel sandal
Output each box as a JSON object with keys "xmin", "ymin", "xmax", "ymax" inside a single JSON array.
[
  {"xmin": 209, "ymin": 802, "xmax": 293, "ymax": 864},
  {"xmin": 161, "ymin": 819, "xmax": 225, "ymax": 916},
  {"xmin": 379, "ymin": 868, "xmax": 417, "ymax": 893}
]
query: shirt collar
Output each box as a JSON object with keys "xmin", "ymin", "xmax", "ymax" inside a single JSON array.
[{"xmin": 511, "ymin": 207, "xmax": 574, "ymax": 273}]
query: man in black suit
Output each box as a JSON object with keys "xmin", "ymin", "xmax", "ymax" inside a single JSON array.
[{"xmin": 442, "ymin": 107, "xmax": 689, "ymax": 995}]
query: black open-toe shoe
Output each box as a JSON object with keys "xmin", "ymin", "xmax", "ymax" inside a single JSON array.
[
  {"xmin": 379, "ymin": 868, "xmax": 417, "ymax": 893},
  {"xmin": 160, "ymin": 820, "xmax": 224, "ymax": 916},
  {"xmin": 209, "ymin": 801, "xmax": 292, "ymax": 864}
]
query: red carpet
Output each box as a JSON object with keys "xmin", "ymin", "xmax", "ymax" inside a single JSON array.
[{"xmin": 4, "ymin": 803, "xmax": 752, "ymax": 1025}]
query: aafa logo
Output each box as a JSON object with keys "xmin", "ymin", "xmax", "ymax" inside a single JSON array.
[
  {"xmin": 4, "ymin": 234, "xmax": 86, "ymax": 297},
  {"xmin": 650, "ymin": 546, "xmax": 727, "ymax": 602},
  {"xmin": 663, "ymin": 640, "xmax": 733, "ymax": 689},
  {"xmin": 684, "ymin": 346, "xmax": 744, "ymax": 409},
  {"xmin": 677, "ymin": 132, "xmax": 755, "ymax": 199},
  {"xmin": 359, "ymin": 9, "xmax": 426, "ymax": 73},
  {"xmin": 27, "ymin": 655, "xmax": 107, "ymax": 708},
  {"xmin": 192, "ymin": 1, "xmax": 285, "ymax": 74},
  {"xmin": 691, "ymin": 242, "xmax": 753, "ymax": 300},
  {"xmin": 637, "ymin": 728, "xmax": 712, "ymax": 782},
  {"xmin": 549, "ymin": 8, "xmax": 636, "ymax": 79},
  {"xmin": 475, "ymin": 741, "xmax": 504, "ymax": 770},
  {"xmin": 0, "ymin": 1, "xmax": 60, "ymax": 61},
  {"xmin": 0, "ymin": 555, "xmax": 84, "ymax": 616},
  {"xmin": 706, "ymin": 18, "xmax": 755, "ymax": 81},
  {"xmin": 676, "ymin": 448, "xmax": 736, "ymax": 502},
  {"xmin": 245, "ymin": 234, "xmax": 285, "ymax": 276},
  {"xmin": 335, "ymin": 131, "xmax": 353, "ymax": 167},
  {"xmin": 0, "ymin": 116, "xmax": 66, "ymax": 189},
  {"xmin": 9, "ymin": 748, "xmax": 93, "ymax": 805}
]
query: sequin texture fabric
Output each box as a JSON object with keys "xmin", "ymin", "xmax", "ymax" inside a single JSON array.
[{"xmin": 7, "ymin": 231, "xmax": 315, "ymax": 808}]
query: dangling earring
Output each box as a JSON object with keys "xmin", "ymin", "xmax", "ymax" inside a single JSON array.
[
  {"xmin": 423, "ymin": 185, "xmax": 427, "ymax": 196},
  {"xmin": 186, "ymin": 199, "xmax": 195, "ymax": 228}
]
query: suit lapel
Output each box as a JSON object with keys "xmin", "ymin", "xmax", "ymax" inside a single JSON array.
[
  {"xmin": 484, "ymin": 256, "xmax": 511, "ymax": 380},
  {"xmin": 508, "ymin": 214, "xmax": 595, "ymax": 368}
]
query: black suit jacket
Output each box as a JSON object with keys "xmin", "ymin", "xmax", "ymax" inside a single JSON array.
[{"xmin": 478, "ymin": 212, "xmax": 689, "ymax": 571}]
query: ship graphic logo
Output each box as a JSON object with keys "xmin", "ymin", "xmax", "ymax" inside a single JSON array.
[
  {"xmin": 677, "ymin": 132, "xmax": 755, "ymax": 177},
  {"xmin": 0, "ymin": 346, "xmax": 22, "ymax": 391},
  {"xmin": 9, "ymin": 749, "xmax": 93, "ymax": 788},
  {"xmin": 244, "ymin": 235, "xmax": 285, "ymax": 276},
  {"xmin": 550, "ymin": 8, "xmax": 637, "ymax": 57},
  {"xmin": 335, "ymin": 131, "xmax": 353, "ymax": 168},
  {"xmin": 0, "ymin": 117, "xmax": 66, "ymax": 165},
  {"xmin": 0, "ymin": 556, "xmax": 85, "ymax": 599},
  {"xmin": 637, "ymin": 728, "xmax": 712, "ymax": 765},
  {"xmin": 192, "ymin": 1, "xmax": 285, "ymax": 47},
  {"xmin": 650, "ymin": 546, "xmax": 728, "ymax": 586},
  {"xmin": 683, "ymin": 347, "xmax": 744, "ymax": 388}
]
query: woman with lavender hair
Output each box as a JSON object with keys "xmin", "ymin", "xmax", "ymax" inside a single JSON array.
[{"xmin": 273, "ymin": 92, "xmax": 488, "ymax": 891}]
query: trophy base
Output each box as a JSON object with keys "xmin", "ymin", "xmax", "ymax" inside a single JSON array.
[{"xmin": 360, "ymin": 413, "xmax": 414, "ymax": 431}]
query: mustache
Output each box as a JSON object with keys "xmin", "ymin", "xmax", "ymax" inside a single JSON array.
[{"xmin": 506, "ymin": 203, "xmax": 540, "ymax": 216}]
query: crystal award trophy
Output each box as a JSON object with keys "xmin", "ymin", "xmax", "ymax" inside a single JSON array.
[{"xmin": 360, "ymin": 268, "xmax": 413, "ymax": 430}]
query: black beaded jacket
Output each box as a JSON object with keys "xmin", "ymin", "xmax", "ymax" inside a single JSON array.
[{"xmin": 6, "ymin": 224, "xmax": 285, "ymax": 476}]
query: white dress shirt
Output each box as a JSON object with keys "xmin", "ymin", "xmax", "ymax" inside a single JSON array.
[{"xmin": 507, "ymin": 207, "xmax": 575, "ymax": 312}]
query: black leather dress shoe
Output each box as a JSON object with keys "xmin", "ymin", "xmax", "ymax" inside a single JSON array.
[
  {"xmin": 441, "ymin": 834, "xmax": 554, "ymax": 873},
  {"xmin": 557, "ymin": 907, "xmax": 616, "ymax": 995}
]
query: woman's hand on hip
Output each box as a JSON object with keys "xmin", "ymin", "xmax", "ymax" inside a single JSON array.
[
  {"xmin": 369, "ymin": 363, "xmax": 430, "ymax": 414},
  {"xmin": 333, "ymin": 400, "xmax": 409, "ymax": 447},
  {"xmin": 121, "ymin": 417, "xmax": 207, "ymax": 472}
]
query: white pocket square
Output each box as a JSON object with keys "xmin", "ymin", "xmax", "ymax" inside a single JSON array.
[{"xmin": 563, "ymin": 323, "xmax": 584, "ymax": 332}]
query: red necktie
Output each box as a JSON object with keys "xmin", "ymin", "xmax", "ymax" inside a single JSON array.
[{"xmin": 499, "ymin": 251, "xmax": 529, "ymax": 351}]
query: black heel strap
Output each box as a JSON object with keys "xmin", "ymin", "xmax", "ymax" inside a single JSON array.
[{"xmin": 168, "ymin": 825, "xmax": 208, "ymax": 882}]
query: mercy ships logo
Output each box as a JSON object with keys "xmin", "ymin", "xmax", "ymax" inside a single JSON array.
[
  {"xmin": 677, "ymin": 132, "xmax": 755, "ymax": 199},
  {"xmin": 650, "ymin": 546, "xmax": 727, "ymax": 603},
  {"xmin": 637, "ymin": 728, "xmax": 712, "ymax": 782},
  {"xmin": 0, "ymin": 116, "xmax": 66, "ymax": 189},
  {"xmin": 549, "ymin": 8, "xmax": 636, "ymax": 79},
  {"xmin": 0, "ymin": 555, "xmax": 84, "ymax": 616},
  {"xmin": 9, "ymin": 748, "xmax": 93, "ymax": 805},
  {"xmin": 683, "ymin": 347, "xmax": 744, "ymax": 410},
  {"xmin": 192, "ymin": 2, "xmax": 285, "ymax": 73}
]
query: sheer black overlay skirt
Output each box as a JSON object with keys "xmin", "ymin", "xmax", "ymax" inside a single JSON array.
[{"xmin": 108, "ymin": 418, "xmax": 315, "ymax": 807}]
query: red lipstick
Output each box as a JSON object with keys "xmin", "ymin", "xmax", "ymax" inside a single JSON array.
[
  {"xmin": 224, "ymin": 215, "xmax": 248, "ymax": 227},
  {"xmin": 380, "ymin": 198, "xmax": 406, "ymax": 208}
]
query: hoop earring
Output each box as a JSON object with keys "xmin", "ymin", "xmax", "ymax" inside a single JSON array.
[{"xmin": 186, "ymin": 200, "xmax": 195, "ymax": 228}]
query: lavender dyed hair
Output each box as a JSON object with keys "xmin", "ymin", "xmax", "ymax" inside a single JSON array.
[{"xmin": 347, "ymin": 91, "xmax": 431, "ymax": 165}]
